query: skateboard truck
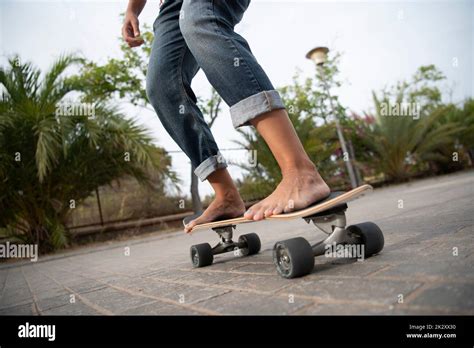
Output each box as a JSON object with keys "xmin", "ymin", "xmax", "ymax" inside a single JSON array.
[
  {"xmin": 274, "ymin": 202, "xmax": 384, "ymax": 279},
  {"xmin": 190, "ymin": 225, "xmax": 261, "ymax": 268},
  {"xmin": 302, "ymin": 203, "xmax": 360, "ymax": 256},
  {"xmin": 209, "ymin": 225, "xmax": 241, "ymax": 255}
]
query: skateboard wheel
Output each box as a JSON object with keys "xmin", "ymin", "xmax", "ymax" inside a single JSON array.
[
  {"xmin": 347, "ymin": 222, "xmax": 384, "ymax": 257},
  {"xmin": 238, "ymin": 233, "xmax": 261, "ymax": 256},
  {"xmin": 190, "ymin": 243, "xmax": 213, "ymax": 268},
  {"xmin": 273, "ymin": 237, "xmax": 314, "ymax": 279}
]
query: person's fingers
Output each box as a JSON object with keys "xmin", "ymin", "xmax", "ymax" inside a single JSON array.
[
  {"xmin": 122, "ymin": 23, "xmax": 136, "ymax": 47},
  {"xmin": 128, "ymin": 38, "xmax": 144, "ymax": 47},
  {"xmin": 122, "ymin": 22, "xmax": 131, "ymax": 41},
  {"xmin": 131, "ymin": 18, "xmax": 140, "ymax": 38},
  {"xmin": 122, "ymin": 22, "xmax": 144, "ymax": 47}
]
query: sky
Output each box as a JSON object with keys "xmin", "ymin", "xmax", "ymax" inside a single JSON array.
[{"xmin": 1, "ymin": 0, "xmax": 473, "ymax": 197}]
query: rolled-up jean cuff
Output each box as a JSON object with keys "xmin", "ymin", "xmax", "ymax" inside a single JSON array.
[
  {"xmin": 194, "ymin": 152, "xmax": 228, "ymax": 181},
  {"xmin": 230, "ymin": 90, "xmax": 286, "ymax": 128}
]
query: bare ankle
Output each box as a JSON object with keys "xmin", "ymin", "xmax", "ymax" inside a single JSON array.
[
  {"xmin": 215, "ymin": 188, "xmax": 242, "ymax": 202},
  {"xmin": 281, "ymin": 160, "xmax": 318, "ymax": 178}
]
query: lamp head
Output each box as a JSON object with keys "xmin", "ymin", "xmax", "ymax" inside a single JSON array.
[{"xmin": 306, "ymin": 46, "xmax": 329, "ymax": 65}]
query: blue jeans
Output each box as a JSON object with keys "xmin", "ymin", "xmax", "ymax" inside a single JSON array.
[{"xmin": 146, "ymin": 0, "xmax": 285, "ymax": 181}]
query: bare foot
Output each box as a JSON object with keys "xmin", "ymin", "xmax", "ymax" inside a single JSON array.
[
  {"xmin": 244, "ymin": 167, "xmax": 330, "ymax": 221},
  {"xmin": 184, "ymin": 191, "xmax": 245, "ymax": 233}
]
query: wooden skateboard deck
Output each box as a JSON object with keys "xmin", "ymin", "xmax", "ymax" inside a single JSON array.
[{"xmin": 184, "ymin": 184, "xmax": 373, "ymax": 232}]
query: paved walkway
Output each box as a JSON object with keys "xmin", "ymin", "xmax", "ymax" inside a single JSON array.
[{"xmin": 1, "ymin": 171, "xmax": 473, "ymax": 315}]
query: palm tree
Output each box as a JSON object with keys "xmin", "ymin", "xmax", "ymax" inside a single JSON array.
[
  {"xmin": 0, "ymin": 55, "xmax": 175, "ymax": 252},
  {"xmin": 350, "ymin": 92, "xmax": 462, "ymax": 182},
  {"xmin": 437, "ymin": 99, "xmax": 474, "ymax": 167}
]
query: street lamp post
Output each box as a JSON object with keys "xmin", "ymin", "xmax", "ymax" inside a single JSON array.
[{"xmin": 306, "ymin": 47, "xmax": 358, "ymax": 189}]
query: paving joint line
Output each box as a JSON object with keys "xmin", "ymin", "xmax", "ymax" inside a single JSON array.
[
  {"xmin": 79, "ymin": 263, "xmax": 474, "ymax": 314},
  {"xmin": 50, "ymin": 262, "xmax": 219, "ymax": 315},
  {"xmin": 402, "ymin": 282, "xmax": 434, "ymax": 304},
  {"xmin": 20, "ymin": 266, "xmax": 40, "ymax": 315},
  {"xmin": 0, "ymin": 268, "xmax": 10, "ymax": 302},
  {"xmin": 34, "ymin": 265, "xmax": 114, "ymax": 315}
]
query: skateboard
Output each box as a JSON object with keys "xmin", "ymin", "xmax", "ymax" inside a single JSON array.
[{"xmin": 183, "ymin": 184, "xmax": 384, "ymax": 278}]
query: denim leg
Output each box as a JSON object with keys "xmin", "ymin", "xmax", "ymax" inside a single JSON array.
[
  {"xmin": 179, "ymin": 0, "xmax": 286, "ymax": 128},
  {"xmin": 146, "ymin": 0, "xmax": 227, "ymax": 181}
]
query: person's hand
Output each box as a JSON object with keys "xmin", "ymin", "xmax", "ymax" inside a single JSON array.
[{"xmin": 122, "ymin": 11, "xmax": 144, "ymax": 48}]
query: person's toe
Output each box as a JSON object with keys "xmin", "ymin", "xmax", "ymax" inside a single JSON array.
[
  {"xmin": 253, "ymin": 205, "xmax": 268, "ymax": 220},
  {"xmin": 264, "ymin": 207, "xmax": 274, "ymax": 217},
  {"xmin": 244, "ymin": 208, "xmax": 255, "ymax": 220},
  {"xmin": 245, "ymin": 201, "xmax": 264, "ymax": 220},
  {"xmin": 184, "ymin": 220, "xmax": 196, "ymax": 233},
  {"xmin": 185, "ymin": 214, "xmax": 207, "ymax": 233},
  {"xmin": 283, "ymin": 202, "xmax": 296, "ymax": 213},
  {"xmin": 272, "ymin": 204, "xmax": 284, "ymax": 215}
]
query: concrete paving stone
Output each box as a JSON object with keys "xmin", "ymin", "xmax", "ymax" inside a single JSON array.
[
  {"xmin": 0, "ymin": 303, "xmax": 35, "ymax": 315},
  {"xmin": 376, "ymin": 227, "xmax": 473, "ymax": 262},
  {"xmin": 187, "ymin": 260, "xmax": 248, "ymax": 272},
  {"xmin": 141, "ymin": 268, "xmax": 190, "ymax": 281},
  {"xmin": 156, "ymin": 282, "xmax": 222, "ymax": 304},
  {"xmin": 1, "ymin": 271, "xmax": 26, "ymax": 286},
  {"xmin": 229, "ymin": 262, "xmax": 277, "ymax": 275},
  {"xmin": 391, "ymin": 305, "xmax": 465, "ymax": 315},
  {"xmin": 121, "ymin": 301, "xmax": 201, "ymax": 315},
  {"xmin": 135, "ymin": 280, "xmax": 230, "ymax": 305},
  {"xmin": 296, "ymin": 303, "xmax": 395, "ymax": 315},
  {"xmin": 36, "ymin": 294, "xmax": 74, "ymax": 312},
  {"xmin": 105, "ymin": 274, "xmax": 146, "ymax": 287},
  {"xmin": 32, "ymin": 271, "xmax": 79, "ymax": 285},
  {"xmin": 412, "ymin": 241, "xmax": 470, "ymax": 259},
  {"xmin": 427, "ymin": 227, "xmax": 474, "ymax": 246},
  {"xmin": 374, "ymin": 260, "xmax": 474, "ymax": 281},
  {"xmin": 0, "ymin": 288, "xmax": 33, "ymax": 309},
  {"xmin": 119, "ymin": 277, "xmax": 161, "ymax": 293},
  {"xmin": 0, "ymin": 268, "xmax": 8, "ymax": 277},
  {"xmin": 79, "ymin": 287, "xmax": 156, "ymax": 314},
  {"xmin": 41, "ymin": 302, "xmax": 103, "ymax": 315},
  {"xmin": 173, "ymin": 270, "xmax": 242, "ymax": 285},
  {"xmin": 0, "ymin": 269, "xmax": 9, "ymax": 291},
  {"xmin": 220, "ymin": 253, "xmax": 263, "ymax": 265},
  {"xmin": 372, "ymin": 239, "xmax": 467, "ymax": 263},
  {"xmin": 308, "ymin": 258, "xmax": 388, "ymax": 277},
  {"xmin": 64, "ymin": 279, "xmax": 109, "ymax": 294},
  {"xmin": 278, "ymin": 277, "xmax": 423, "ymax": 306},
  {"xmin": 194, "ymin": 290, "xmax": 313, "ymax": 315},
  {"xmin": 32, "ymin": 285, "xmax": 70, "ymax": 301},
  {"xmin": 380, "ymin": 231, "xmax": 422, "ymax": 245},
  {"xmin": 103, "ymin": 275, "xmax": 228, "ymax": 306},
  {"xmin": 219, "ymin": 274, "xmax": 295, "ymax": 293},
  {"xmin": 408, "ymin": 283, "xmax": 474, "ymax": 312}
]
